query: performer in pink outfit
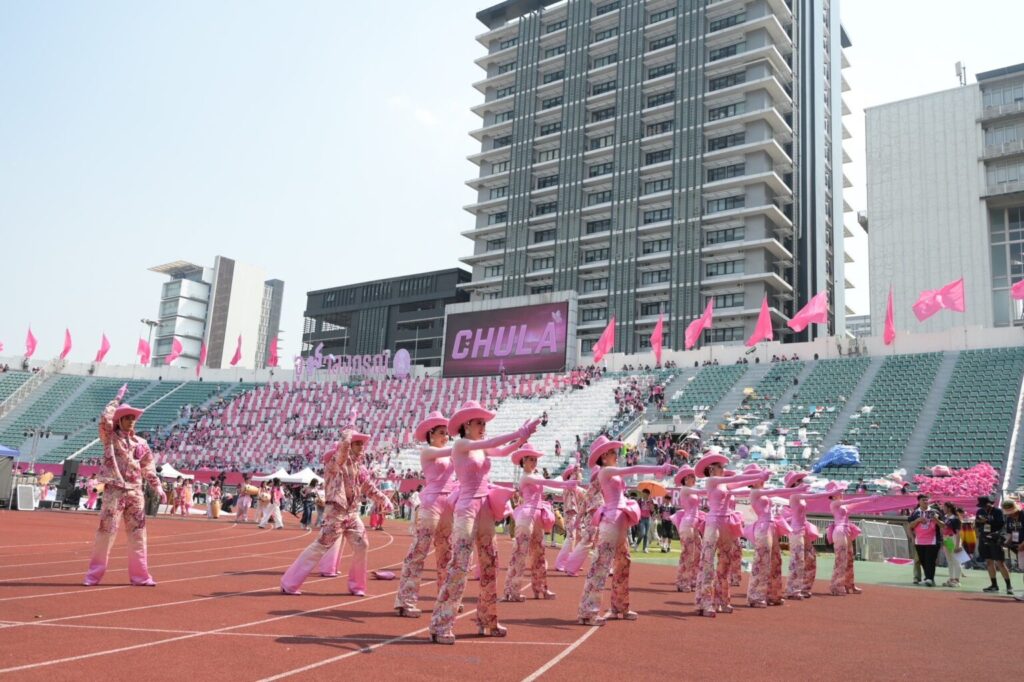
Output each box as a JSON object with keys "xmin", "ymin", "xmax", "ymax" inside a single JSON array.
[
  {"xmin": 576, "ymin": 436, "xmax": 674, "ymax": 626},
  {"xmin": 428, "ymin": 401, "xmax": 538, "ymax": 645},
  {"xmin": 782, "ymin": 471, "xmax": 833, "ymax": 600},
  {"xmin": 280, "ymin": 429, "xmax": 393, "ymax": 596},
  {"xmin": 671, "ymin": 466, "xmax": 705, "ymax": 592},
  {"xmin": 503, "ymin": 443, "xmax": 577, "ymax": 601},
  {"xmin": 394, "ymin": 412, "xmax": 458, "ymax": 618},
  {"xmin": 828, "ymin": 489, "xmax": 875, "ymax": 596},
  {"xmin": 726, "ymin": 495, "xmax": 744, "ymax": 587},
  {"xmin": 82, "ymin": 386, "xmax": 166, "ymax": 587},
  {"xmin": 235, "ymin": 473, "xmax": 253, "ymax": 523},
  {"xmin": 181, "ymin": 479, "xmax": 193, "ymax": 516},
  {"xmin": 562, "ymin": 465, "xmax": 604, "ymax": 577},
  {"xmin": 742, "ymin": 464, "xmax": 808, "ymax": 607},
  {"xmin": 554, "ymin": 464, "xmax": 585, "ymax": 572},
  {"xmin": 85, "ymin": 476, "xmax": 100, "ymax": 510},
  {"xmin": 207, "ymin": 480, "xmax": 222, "ymax": 518},
  {"xmin": 693, "ymin": 451, "xmax": 769, "ymax": 617}
]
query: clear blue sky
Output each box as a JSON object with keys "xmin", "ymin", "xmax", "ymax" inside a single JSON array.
[{"xmin": 1, "ymin": 0, "xmax": 1020, "ymax": 363}]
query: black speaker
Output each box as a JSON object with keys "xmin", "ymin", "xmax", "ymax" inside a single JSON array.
[{"xmin": 60, "ymin": 459, "xmax": 81, "ymax": 491}]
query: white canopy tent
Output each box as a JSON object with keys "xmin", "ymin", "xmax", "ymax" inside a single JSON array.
[
  {"xmin": 252, "ymin": 467, "xmax": 290, "ymax": 483},
  {"xmin": 157, "ymin": 463, "xmax": 194, "ymax": 480},
  {"xmin": 278, "ymin": 468, "xmax": 320, "ymax": 486}
]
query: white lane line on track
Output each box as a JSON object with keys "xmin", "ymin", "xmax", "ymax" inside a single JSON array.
[
  {"xmin": 0, "ymin": 521, "xmax": 239, "ymax": 558},
  {"xmin": 0, "ymin": 532, "xmax": 395, "ymax": 629},
  {"xmin": 520, "ymin": 625, "xmax": 601, "ymax": 682}
]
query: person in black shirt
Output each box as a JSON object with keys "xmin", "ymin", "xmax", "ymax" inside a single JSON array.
[{"xmin": 976, "ymin": 496, "xmax": 1013, "ymax": 595}]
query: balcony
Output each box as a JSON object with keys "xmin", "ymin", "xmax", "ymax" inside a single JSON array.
[
  {"xmin": 465, "ymin": 168, "xmax": 510, "ymax": 190},
  {"xmin": 702, "ymin": 236, "xmax": 793, "ymax": 263},
  {"xmin": 703, "ymin": 166, "xmax": 792, "ymax": 197},
  {"xmin": 705, "ymin": 74, "xmax": 792, "ymax": 112},
  {"xmin": 703, "ymin": 104, "xmax": 792, "ymax": 136},
  {"xmin": 460, "ymin": 250, "xmax": 506, "ymax": 266},
  {"xmin": 701, "ymin": 269, "xmax": 793, "ymax": 295},
  {"xmin": 982, "ymin": 138, "xmax": 1024, "ymax": 161},
  {"xmin": 705, "ymin": 43, "xmax": 792, "ymax": 83},
  {"xmin": 460, "ymin": 222, "xmax": 507, "ymax": 240},
  {"xmin": 702, "ymin": 203, "xmax": 793, "ymax": 235},
  {"xmin": 706, "ymin": 12, "xmax": 791, "ymax": 51},
  {"xmin": 703, "ymin": 135, "xmax": 792, "ymax": 165},
  {"xmin": 463, "ymin": 195, "xmax": 507, "ymax": 213},
  {"xmin": 980, "ymin": 100, "xmax": 1024, "ymax": 123},
  {"xmin": 983, "ymin": 179, "xmax": 1024, "ymax": 199},
  {"xmin": 469, "ymin": 116, "xmax": 513, "ymax": 142},
  {"xmin": 707, "ymin": 0, "xmax": 793, "ymax": 23}
]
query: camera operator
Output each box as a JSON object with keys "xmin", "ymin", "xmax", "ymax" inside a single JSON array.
[
  {"xmin": 1000, "ymin": 499, "xmax": 1024, "ymax": 602},
  {"xmin": 908, "ymin": 494, "xmax": 942, "ymax": 586},
  {"xmin": 976, "ymin": 496, "xmax": 1013, "ymax": 595}
]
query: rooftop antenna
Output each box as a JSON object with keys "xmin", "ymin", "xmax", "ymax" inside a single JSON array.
[{"xmin": 955, "ymin": 61, "xmax": 966, "ymax": 87}]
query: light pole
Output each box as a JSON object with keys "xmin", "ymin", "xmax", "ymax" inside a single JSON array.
[
  {"xmin": 23, "ymin": 427, "xmax": 52, "ymax": 475},
  {"xmin": 140, "ymin": 318, "xmax": 158, "ymax": 366}
]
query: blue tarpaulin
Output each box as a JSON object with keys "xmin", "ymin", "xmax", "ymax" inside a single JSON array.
[
  {"xmin": 811, "ymin": 444, "xmax": 860, "ymax": 473},
  {"xmin": 0, "ymin": 443, "xmax": 20, "ymax": 458}
]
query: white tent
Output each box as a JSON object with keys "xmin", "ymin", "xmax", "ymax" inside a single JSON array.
[
  {"xmin": 252, "ymin": 467, "xmax": 290, "ymax": 483},
  {"xmin": 157, "ymin": 463, "xmax": 194, "ymax": 480},
  {"xmin": 279, "ymin": 468, "xmax": 320, "ymax": 486}
]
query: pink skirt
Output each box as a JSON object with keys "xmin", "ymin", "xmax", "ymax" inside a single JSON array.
[
  {"xmin": 592, "ymin": 499, "xmax": 640, "ymax": 527},
  {"xmin": 826, "ymin": 522, "xmax": 862, "ymax": 545}
]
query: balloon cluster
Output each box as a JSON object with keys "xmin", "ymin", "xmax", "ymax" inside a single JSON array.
[{"xmin": 912, "ymin": 462, "xmax": 999, "ymax": 496}]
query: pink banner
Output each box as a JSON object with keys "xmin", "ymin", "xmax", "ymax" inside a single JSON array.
[
  {"xmin": 268, "ymin": 337, "xmax": 279, "ymax": 368},
  {"xmin": 229, "ymin": 335, "xmax": 243, "ymax": 366},
  {"xmin": 649, "ymin": 313, "xmax": 664, "ymax": 365},
  {"xmin": 745, "ymin": 296, "xmax": 773, "ymax": 346},
  {"xmin": 137, "ymin": 338, "xmax": 151, "ymax": 366},
  {"xmin": 165, "ymin": 337, "xmax": 183, "ymax": 365},
  {"xmin": 592, "ymin": 316, "xmax": 616, "ymax": 363},
  {"xmin": 60, "ymin": 328, "xmax": 72, "ymax": 360},
  {"xmin": 684, "ymin": 300, "xmax": 713, "ymax": 350},
  {"xmin": 1012, "ymin": 279, "xmax": 1024, "ymax": 300},
  {"xmin": 94, "ymin": 333, "xmax": 111, "ymax": 363},
  {"xmin": 884, "ymin": 287, "xmax": 896, "ymax": 345},
  {"xmin": 25, "ymin": 327, "xmax": 37, "ymax": 358},
  {"xmin": 912, "ymin": 277, "xmax": 965, "ymax": 321},
  {"xmin": 197, "ymin": 342, "xmax": 207, "ymax": 377},
  {"xmin": 787, "ymin": 291, "xmax": 828, "ymax": 332}
]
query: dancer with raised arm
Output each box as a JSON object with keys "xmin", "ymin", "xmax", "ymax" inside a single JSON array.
[
  {"xmin": 503, "ymin": 443, "xmax": 577, "ymax": 601},
  {"xmin": 554, "ymin": 463, "xmax": 585, "ymax": 572},
  {"xmin": 562, "ymin": 463, "xmax": 605, "ymax": 577},
  {"xmin": 428, "ymin": 402, "xmax": 539, "ymax": 644},
  {"xmin": 782, "ymin": 472, "xmax": 833, "ymax": 600},
  {"xmin": 280, "ymin": 428, "xmax": 393, "ymax": 596},
  {"xmin": 828, "ymin": 488, "xmax": 876, "ymax": 596},
  {"xmin": 671, "ymin": 466, "xmax": 705, "ymax": 592},
  {"xmin": 576, "ymin": 436, "xmax": 674, "ymax": 626},
  {"xmin": 394, "ymin": 412, "xmax": 458, "ymax": 618},
  {"xmin": 82, "ymin": 385, "xmax": 166, "ymax": 586},
  {"xmin": 742, "ymin": 464, "xmax": 808, "ymax": 607}
]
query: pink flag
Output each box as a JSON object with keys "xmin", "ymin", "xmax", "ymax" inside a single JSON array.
[
  {"xmin": 592, "ymin": 317, "xmax": 615, "ymax": 363},
  {"xmin": 649, "ymin": 314, "xmax": 664, "ymax": 365},
  {"xmin": 1012, "ymin": 279, "xmax": 1024, "ymax": 300},
  {"xmin": 746, "ymin": 296, "xmax": 773, "ymax": 347},
  {"xmin": 684, "ymin": 300, "xmax": 714, "ymax": 350},
  {"xmin": 786, "ymin": 291, "xmax": 828, "ymax": 332},
  {"xmin": 884, "ymin": 287, "xmax": 896, "ymax": 346},
  {"xmin": 229, "ymin": 335, "xmax": 243, "ymax": 366},
  {"xmin": 60, "ymin": 329, "xmax": 72, "ymax": 360},
  {"xmin": 196, "ymin": 342, "xmax": 207, "ymax": 378},
  {"xmin": 25, "ymin": 327, "xmax": 37, "ymax": 358},
  {"xmin": 912, "ymin": 277, "xmax": 965, "ymax": 321},
  {"xmin": 268, "ymin": 337, "xmax": 279, "ymax": 368},
  {"xmin": 137, "ymin": 338, "xmax": 152, "ymax": 366},
  {"xmin": 94, "ymin": 333, "xmax": 111, "ymax": 363},
  {"xmin": 0, "ymin": 341, "xmax": 4, "ymax": 353},
  {"xmin": 165, "ymin": 337, "xmax": 183, "ymax": 365}
]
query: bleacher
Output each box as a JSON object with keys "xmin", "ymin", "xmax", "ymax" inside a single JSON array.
[
  {"xmin": 719, "ymin": 361, "xmax": 804, "ymax": 451},
  {"xmin": 0, "ymin": 375, "xmax": 85, "ymax": 451},
  {"xmin": 775, "ymin": 357, "xmax": 871, "ymax": 453},
  {"xmin": 0, "ymin": 371, "xmax": 33, "ymax": 404},
  {"xmin": 665, "ymin": 365, "xmax": 748, "ymax": 423}
]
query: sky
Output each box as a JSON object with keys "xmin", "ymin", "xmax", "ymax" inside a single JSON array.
[{"xmin": 1, "ymin": 0, "xmax": 1021, "ymax": 364}]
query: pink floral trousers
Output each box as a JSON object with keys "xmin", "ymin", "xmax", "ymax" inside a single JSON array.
[
  {"xmin": 786, "ymin": 531, "xmax": 817, "ymax": 597},
  {"xmin": 395, "ymin": 495, "xmax": 454, "ymax": 610},
  {"xmin": 429, "ymin": 497, "xmax": 499, "ymax": 636},
  {"xmin": 748, "ymin": 526, "xmax": 784, "ymax": 604},
  {"xmin": 577, "ymin": 512, "xmax": 632, "ymax": 620},
  {"xmin": 830, "ymin": 530, "xmax": 856, "ymax": 594},
  {"xmin": 675, "ymin": 524, "xmax": 700, "ymax": 592},
  {"xmin": 727, "ymin": 537, "xmax": 742, "ymax": 586},
  {"xmin": 695, "ymin": 523, "xmax": 734, "ymax": 612},
  {"xmin": 83, "ymin": 487, "xmax": 153, "ymax": 586},
  {"xmin": 280, "ymin": 509, "xmax": 368, "ymax": 594},
  {"xmin": 554, "ymin": 510, "xmax": 580, "ymax": 571},
  {"xmin": 504, "ymin": 515, "xmax": 547, "ymax": 599}
]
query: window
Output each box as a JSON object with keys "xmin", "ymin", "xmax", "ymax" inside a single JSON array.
[
  {"xmin": 486, "ymin": 238, "xmax": 506, "ymax": 251},
  {"xmin": 542, "ymin": 95, "xmax": 563, "ymax": 109},
  {"xmin": 479, "ymin": 291, "xmax": 502, "ymax": 300},
  {"xmin": 594, "ymin": 27, "xmax": 618, "ymax": 42},
  {"xmin": 592, "ymin": 106, "xmax": 616, "ymax": 122},
  {"xmin": 491, "ymin": 160, "xmax": 510, "ymax": 174},
  {"xmin": 706, "ymin": 195, "xmax": 745, "ymax": 213},
  {"xmin": 709, "ymin": 12, "xmax": 746, "ymax": 32},
  {"xmin": 487, "ymin": 211, "xmax": 508, "ymax": 225},
  {"xmin": 705, "ymin": 260, "xmax": 743, "ymax": 277},
  {"xmin": 496, "ymin": 85, "xmax": 516, "ymax": 98},
  {"xmin": 649, "ymin": 35, "xmax": 676, "ymax": 51},
  {"xmin": 494, "ymin": 110, "xmax": 514, "ymax": 123},
  {"xmin": 648, "ymin": 63, "xmax": 676, "ymax": 80},
  {"xmin": 583, "ymin": 247, "xmax": 610, "ymax": 262},
  {"xmin": 543, "ymin": 70, "xmax": 565, "ymax": 84},
  {"xmin": 493, "ymin": 135, "xmax": 512, "ymax": 148},
  {"xmin": 544, "ymin": 44, "xmax": 566, "ymax": 59},
  {"xmin": 535, "ymin": 201, "xmax": 558, "ymax": 215},
  {"xmin": 596, "ymin": 1, "xmax": 620, "ymax": 16},
  {"xmin": 647, "ymin": 91, "xmax": 675, "ymax": 108},
  {"xmin": 710, "ymin": 293, "xmax": 744, "ymax": 308},
  {"xmin": 531, "ymin": 257, "xmax": 554, "ymax": 271},
  {"xmin": 986, "ymin": 122, "xmax": 1024, "ymax": 147},
  {"xmin": 499, "ymin": 37, "xmax": 518, "ymax": 50},
  {"xmin": 586, "ymin": 218, "xmax": 611, "ymax": 233},
  {"xmin": 642, "ymin": 238, "xmax": 671, "ymax": 254},
  {"xmin": 589, "ymin": 162, "xmax": 613, "ymax": 177},
  {"xmin": 706, "ymin": 226, "xmax": 745, "ymax": 244},
  {"xmin": 649, "ymin": 7, "xmax": 676, "ymax": 24},
  {"xmin": 645, "ymin": 120, "xmax": 674, "ymax": 136},
  {"xmin": 539, "ymin": 121, "xmax": 562, "ymax": 136},
  {"xmin": 582, "ymin": 277, "xmax": 608, "ymax": 293},
  {"xmin": 534, "ymin": 228, "xmax": 556, "ymax": 242},
  {"xmin": 537, "ymin": 174, "xmax": 559, "ymax": 189},
  {"xmin": 705, "ymin": 326, "xmax": 744, "ymax": 342},
  {"xmin": 592, "ymin": 80, "xmax": 616, "ymax": 95},
  {"xmin": 708, "ymin": 103, "xmax": 741, "ymax": 121},
  {"xmin": 707, "ymin": 163, "xmax": 745, "ymax": 182},
  {"xmin": 589, "ymin": 134, "xmax": 613, "ymax": 150},
  {"xmin": 582, "ymin": 308, "xmax": 608, "ymax": 322},
  {"xmin": 640, "ymin": 301, "xmax": 668, "ymax": 316},
  {"xmin": 643, "ymin": 178, "xmax": 673, "ymax": 194},
  {"xmin": 645, "ymin": 149, "xmax": 672, "ymax": 165},
  {"xmin": 588, "ymin": 190, "xmax": 613, "ymax": 205},
  {"xmin": 489, "ymin": 186, "xmax": 508, "ymax": 199},
  {"xmin": 531, "ymin": 285, "xmax": 553, "ymax": 294},
  {"xmin": 640, "ymin": 269, "xmax": 670, "ymax": 285},
  {"xmin": 708, "ymin": 71, "xmax": 746, "ymax": 91},
  {"xmin": 593, "ymin": 53, "xmax": 618, "ymax": 68},
  {"xmin": 484, "ymin": 264, "xmax": 504, "ymax": 278},
  {"xmin": 643, "ymin": 208, "xmax": 673, "ymax": 224},
  {"xmin": 707, "ymin": 132, "xmax": 746, "ymax": 151},
  {"xmin": 537, "ymin": 147, "xmax": 560, "ymax": 162},
  {"xmin": 982, "ymin": 82, "xmax": 1024, "ymax": 108},
  {"xmin": 709, "ymin": 43, "xmax": 743, "ymax": 61},
  {"xmin": 546, "ymin": 19, "xmax": 567, "ymax": 33},
  {"xmin": 497, "ymin": 61, "xmax": 517, "ymax": 74}
]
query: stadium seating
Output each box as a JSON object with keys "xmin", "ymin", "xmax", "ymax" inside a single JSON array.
[
  {"xmin": 665, "ymin": 365, "xmax": 748, "ymax": 422},
  {"xmin": 0, "ymin": 375, "xmax": 85, "ymax": 452},
  {"xmin": 774, "ymin": 357, "xmax": 871, "ymax": 454},
  {"xmin": 0, "ymin": 371, "xmax": 33, "ymax": 404},
  {"xmin": 718, "ymin": 361, "xmax": 804, "ymax": 450}
]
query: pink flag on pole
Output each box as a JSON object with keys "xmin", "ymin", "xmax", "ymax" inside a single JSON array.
[
  {"xmin": 137, "ymin": 338, "xmax": 152, "ymax": 366},
  {"xmin": 786, "ymin": 291, "xmax": 828, "ymax": 332},
  {"xmin": 268, "ymin": 337, "xmax": 279, "ymax": 368},
  {"xmin": 229, "ymin": 335, "xmax": 243, "ymax": 367},
  {"xmin": 745, "ymin": 296, "xmax": 774, "ymax": 347},
  {"xmin": 196, "ymin": 342, "xmax": 207, "ymax": 378},
  {"xmin": 1012, "ymin": 279, "xmax": 1024, "ymax": 300},
  {"xmin": 165, "ymin": 337, "xmax": 183, "ymax": 365},
  {"xmin": 60, "ymin": 329, "xmax": 72, "ymax": 360},
  {"xmin": 912, "ymin": 277, "xmax": 965, "ymax": 321},
  {"xmin": 684, "ymin": 300, "xmax": 714, "ymax": 350},
  {"xmin": 649, "ymin": 314, "xmax": 664, "ymax": 366},
  {"xmin": 592, "ymin": 317, "xmax": 615, "ymax": 363},
  {"xmin": 25, "ymin": 327, "xmax": 38, "ymax": 358},
  {"xmin": 884, "ymin": 286, "xmax": 896, "ymax": 346},
  {"xmin": 94, "ymin": 333, "xmax": 111, "ymax": 363}
]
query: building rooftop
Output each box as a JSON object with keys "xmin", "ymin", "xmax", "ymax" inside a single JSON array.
[
  {"xmin": 477, "ymin": 0, "xmax": 561, "ymax": 29},
  {"xmin": 149, "ymin": 260, "xmax": 205, "ymax": 278},
  {"xmin": 977, "ymin": 62, "xmax": 1024, "ymax": 83},
  {"xmin": 307, "ymin": 268, "xmax": 471, "ymax": 295}
]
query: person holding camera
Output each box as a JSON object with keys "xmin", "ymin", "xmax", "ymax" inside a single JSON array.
[
  {"xmin": 976, "ymin": 496, "xmax": 1013, "ymax": 595},
  {"xmin": 908, "ymin": 495, "xmax": 943, "ymax": 586},
  {"xmin": 1001, "ymin": 499, "xmax": 1024, "ymax": 601}
]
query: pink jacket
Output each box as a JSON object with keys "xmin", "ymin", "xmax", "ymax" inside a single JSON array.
[{"xmin": 97, "ymin": 399, "xmax": 160, "ymax": 493}]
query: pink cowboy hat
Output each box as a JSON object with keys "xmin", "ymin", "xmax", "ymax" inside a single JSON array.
[
  {"xmin": 695, "ymin": 451, "xmax": 728, "ymax": 478},
  {"xmin": 414, "ymin": 411, "xmax": 449, "ymax": 442},
  {"xmin": 341, "ymin": 427, "xmax": 370, "ymax": 444},
  {"xmin": 448, "ymin": 400, "xmax": 496, "ymax": 435},
  {"xmin": 562, "ymin": 463, "xmax": 579, "ymax": 480},
  {"xmin": 743, "ymin": 463, "xmax": 763, "ymax": 475},
  {"xmin": 674, "ymin": 465, "xmax": 696, "ymax": 486},
  {"xmin": 783, "ymin": 471, "xmax": 808, "ymax": 488},
  {"xmin": 588, "ymin": 435, "xmax": 623, "ymax": 469},
  {"xmin": 113, "ymin": 404, "xmax": 144, "ymax": 423},
  {"xmin": 510, "ymin": 442, "xmax": 544, "ymax": 467}
]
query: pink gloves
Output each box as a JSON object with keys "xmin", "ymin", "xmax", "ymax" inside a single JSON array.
[
  {"xmin": 515, "ymin": 418, "xmax": 541, "ymax": 440},
  {"xmin": 661, "ymin": 464, "xmax": 676, "ymax": 477},
  {"xmin": 116, "ymin": 383, "xmax": 128, "ymax": 401}
]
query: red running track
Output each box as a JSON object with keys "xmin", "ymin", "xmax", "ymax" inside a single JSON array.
[{"xmin": 0, "ymin": 511, "xmax": 1016, "ymax": 681}]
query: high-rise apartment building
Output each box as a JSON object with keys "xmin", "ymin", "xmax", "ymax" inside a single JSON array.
[
  {"xmin": 866, "ymin": 62, "xmax": 1024, "ymax": 333},
  {"xmin": 149, "ymin": 257, "xmax": 285, "ymax": 370},
  {"xmin": 460, "ymin": 0, "xmax": 853, "ymax": 354}
]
